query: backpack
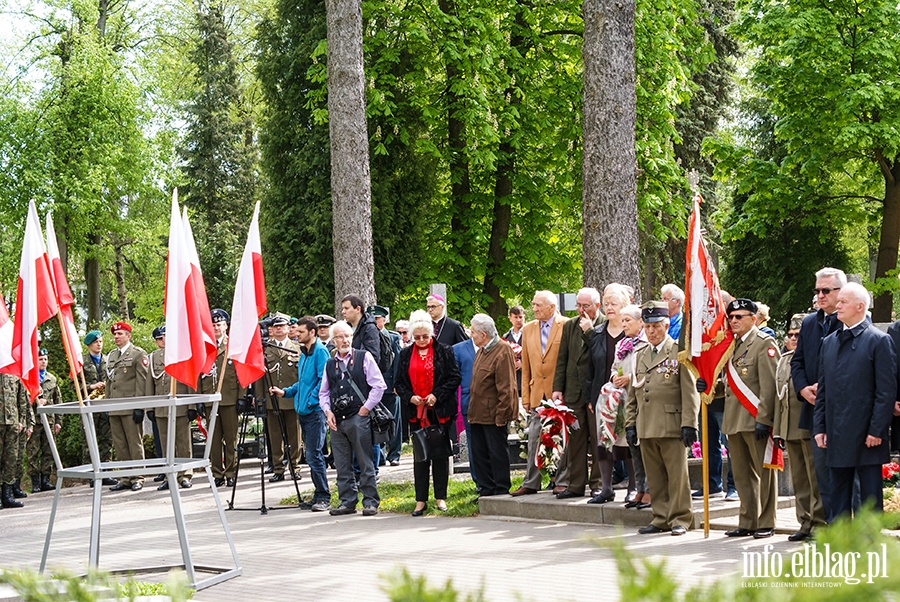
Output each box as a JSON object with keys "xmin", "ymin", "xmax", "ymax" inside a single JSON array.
[{"xmin": 376, "ymin": 329, "xmax": 395, "ymax": 374}]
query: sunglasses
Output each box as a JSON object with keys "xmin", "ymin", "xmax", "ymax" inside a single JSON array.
[
  {"xmin": 813, "ymin": 287, "xmax": 840, "ymax": 296},
  {"xmin": 728, "ymin": 313, "xmax": 753, "ymax": 321},
  {"xmin": 413, "ymin": 334, "xmax": 431, "ymax": 341},
  {"xmin": 786, "ymin": 332, "xmax": 799, "ymax": 339},
  {"xmin": 397, "ymin": 330, "xmax": 408, "ymax": 335}
]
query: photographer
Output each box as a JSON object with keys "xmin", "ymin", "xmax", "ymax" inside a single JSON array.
[{"xmin": 318, "ymin": 320, "xmax": 386, "ymax": 516}]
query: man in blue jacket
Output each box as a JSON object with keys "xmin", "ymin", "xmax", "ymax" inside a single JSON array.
[
  {"xmin": 454, "ymin": 337, "xmax": 479, "ymax": 489},
  {"xmin": 271, "ymin": 316, "xmax": 331, "ymax": 511}
]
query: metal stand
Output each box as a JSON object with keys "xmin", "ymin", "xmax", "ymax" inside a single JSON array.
[{"xmin": 37, "ymin": 394, "xmax": 241, "ymax": 591}]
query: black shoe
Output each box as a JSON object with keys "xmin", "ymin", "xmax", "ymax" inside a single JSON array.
[
  {"xmin": 299, "ymin": 499, "xmax": 314, "ymax": 510},
  {"xmin": 269, "ymin": 474, "xmax": 285, "ymax": 483},
  {"xmin": 158, "ymin": 480, "xmax": 170, "ymax": 491},
  {"xmin": 179, "ymin": 479, "xmax": 192, "ymax": 489},
  {"xmin": 671, "ymin": 525, "xmax": 687, "ymax": 536},
  {"xmin": 638, "ymin": 524, "xmax": 668, "ymax": 534},
  {"xmin": 102, "ymin": 478, "xmax": 118, "ymax": 486},
  {"xmin": 31, "ymin": 477, "xmax": 41, "ymax": 493},
  {"xmin": 556, "ymin": 489, "xmax": 582, "ymax": 499},
  {"xmin": 131, "ymin": 482, "xmax": 143, "ymax": 492},
  {"xmin": 214, "ymin": 478, "xmax": 225, "ymax": 487},
  {"xmin": 725, "ymin": 527, "xmax": 754, "ymax": 537},
  {"xmin": 291, "ymin": 472, "xmax": 302, "ymax": 481},
  {"xmin": 154, "ymin": 474, "xmax": 166, "ymax": 482},
  {"xmin": 1, "ymin": 484, "xmax": 23, "ymax": 508},
  {"xmin": 226, "ymin": 478, "xmax": 235, "ymax": 487},
  {"xmin": 753, "ymin": 528, "xmax": 774, "ymax": 539},
  {"xmin": 265, "ymin": 466, "xmax": 274, "ymax": 474},
  {"xmin": 412, "ymin": 503, "xmax": 427, "ymax": 517},
  {"xmin": 11, "ymin": 480, "xmax": 27, "ymax": 499},
  {"xmin": 329, "ymin": 505, "xmax": 356, "ymax": 516},
  {"xmin": 788, "ymin": 531, "xmax": 811, "ymax": 542},
  {"xmin": 40, "ymin": 476, "xmax": 54, "ymax": 492},
  {"xmin": 587, "ymin": 491, "xmax": 615, "ymax": 504},
  {"xmin": 109, "ymin": 483, "xmax": 129, "ymax": 492},
  {"xmin": 636, "ymin": 501, "xmax": 652, "ymax": 510}
]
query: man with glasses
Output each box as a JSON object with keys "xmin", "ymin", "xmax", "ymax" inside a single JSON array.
[
  {"xmin": 426, "ymin": 294, "xmax": 468, "ymax": 347},
  {"xmin": 721, "ymin": 299, "xmax": 780, "ymax": 538},
  {"xmin": 791, "ymin": 267, "xmax": 846, "ymax": 522}
]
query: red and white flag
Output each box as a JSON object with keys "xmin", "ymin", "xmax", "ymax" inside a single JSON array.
[
  {"xmin": 0, "ymin": 292, "xmax": 13, "ymax": 371},
  {"xmin": 678, "ymin": 194, "xmax": 734, "ymax": 403},
  {"xmin": 164, "ymin": 189, "xmax": 217, "ymax": 386},
  {"xmin": 5, "ymin": 200, "xmax": 59, "ymax": 399},
  {"xmin": 45, "ymin": 213, "xmax": 83, "ymax": 379},
  {"xmin": 228, "ymin": 201, "xmax": 267, "ymax": 387}
]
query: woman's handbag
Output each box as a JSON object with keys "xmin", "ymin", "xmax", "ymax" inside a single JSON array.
[{"xmin": 411, "ymin": 408, "xmax": 453, "ymax": 463}]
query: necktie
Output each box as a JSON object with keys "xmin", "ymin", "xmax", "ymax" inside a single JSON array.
[
  {"xmin": 650, "ymin": 347, "xmax": 658, "ymax": 361},
  {"xmin": 541, "ymin": 322, "xmax": 549, "ymax": 354}
]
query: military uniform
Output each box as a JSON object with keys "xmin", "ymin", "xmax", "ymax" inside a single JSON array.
[
  {"xmin": 256, "ymin": 339, "xmax": 301, "ymax": 478},
  {"xmin": 774, "ymin": 349, "xmax": 825, "ymax": 536},
  {"xmin": 106, "ymin": 342, "xmax": 149, "ymax": 487},
  {"xmin": 625, "ymin": 336, "xmax": 700, "ymax": 531},
  {"xmin": 212, "ymin": 337, "xmax": 243, "ymax": 483},
  {"xmin": 81, "ymin": 353, "xmax": 113, "ymax": 465},
  {"xmin": 723, "ymin": 325, "xmax": 780, "ymax": 533},
  {"xmin": 15, "ymin": 386, "xmax": 35, "ymax": 493},
  {"xmin": 27, "ymin": 371, "xmax": 62, "ymax": 491},
  {"xmin": 1, "ymin": 374, "xmax": 29, "ymax": 507}
]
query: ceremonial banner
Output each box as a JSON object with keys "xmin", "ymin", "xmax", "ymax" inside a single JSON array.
[
  {"xmin": 678, "ymin": 194, "xmax": 734, "ymax": 403},
  {"xmin": 164, "ymin": 190, "xmax": 217, "ymax": 385},
  {"xmin": 6, "ymin": 200, "xmax": 59, "ymax": 399},
  {"xmin": 46, "ymin": 213, "xmax": 83, "ymax": 379},
  {"xmin": 0, "ymin": 292, "xmax": 13, "ymax": 371},
  {"xmin": 228, "ymin": 201, "xmax": 267, "ymax": 387}
]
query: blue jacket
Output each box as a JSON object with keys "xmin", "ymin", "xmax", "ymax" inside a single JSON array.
[
  {"xmin": 453, "ymin": 339, "xmax": 477, "ymax": 415},
  {"xmin": 283, "ymin": 340, "xmax": 330, "ymax": 416},
  {"xmin": 790, "ymin": 310, "xmax": 841, "ymax": 430}
]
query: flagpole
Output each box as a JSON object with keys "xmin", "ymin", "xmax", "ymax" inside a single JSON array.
[
  {"xmin": 701, "ymin": 401, "xmax": 709, "ymax": 538},
  {"xmin": 55, "ymin": 312, "xmax": 83, "ymax": 406},
  {"xmin": 217, "ymin": 341, "xmax": 229, "ymax": 394}
]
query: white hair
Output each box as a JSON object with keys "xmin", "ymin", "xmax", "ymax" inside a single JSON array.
[
  {"xmin": 815, "ymin": 267, "xmax": 847, "ymax": 287},
  {"xmin": 533, "ymin": 290, "xmax": 557, "ymax": 307},
  {"xmin": 603, "ymin": 283, "xmax": 631, "ymax": 307},
  {"xmin": 841, "ymin": 282, "xmax": 870, "ymax": 307},
  {"xmin": 470, "ymin": 313, "xmax": 497, "ymax": 337},
  {"xmin": 330, "ymin": 320, "xmax": 353, "ymax": 339},
  {"xmin": 621, "ymin": 304, "xmax": 642, "ymax": 321},
  {"xmin": 408, "ymin": 309, "xmax": 434, "ymax": 336},
  {"xmin": 661, "ymin": 283, "xmax": 685, "ymax": 305},
  {"xmin": 577, "ymin": 287, "xmax": 601, "ymax": 304},
  {"xmin": 395, "ymin": 320, "xmax": 410, "ymax": 330}
]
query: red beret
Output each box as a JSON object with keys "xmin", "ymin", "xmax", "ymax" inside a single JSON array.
[{"xmin": 111, "ymin": 321, "xmax": 132, "ymax": 333}]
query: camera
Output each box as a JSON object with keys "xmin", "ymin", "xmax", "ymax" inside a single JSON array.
[{"xmin": 332, "ymin": 393, "xmax": 353, "ymax": 414}]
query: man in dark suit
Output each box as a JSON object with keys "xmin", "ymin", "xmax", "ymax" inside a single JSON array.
[
  {"xmin": 791, "ymin": 267, "xmax": 845, "ymax": 522},
  {"xmin": 813, "ymin": 282, "xmax": 896, "ymax": 518},
  {"xmin": 426, "ymin": 294, "xmax": 469, "ymax": 347},
  {"xmin": 454, "ymin": 337, "xmax": 479, "ymax": 487}
]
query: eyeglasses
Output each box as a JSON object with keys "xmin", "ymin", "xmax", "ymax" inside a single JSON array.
[
  {"xmin": 728, "ymin": 313, "xmax": 753, "ymax": 321},
  {"xmin": 786, "ymin": 332, "xmax": 799, "ymax": 339},
  {"xmin": 332, "ymin": 334, "xmax": 350, "ymax": 340},
  {"xmin": 576, "ymin": 303, "xmax": 595, "ymax": 310},
  {"xmin": 813, "ymin": 287, "xmax": 840, "ymax": 296},
  {"xmin": 426, "ymin": 305, "xmax": 440, "ymax": 310},
  {"xmin": 397, "ymin": 330, "xmax": 407, "ymax": 335},
  {"xmin": 413, "ymin": 334, "xmax": 431, "ymax": 341}
]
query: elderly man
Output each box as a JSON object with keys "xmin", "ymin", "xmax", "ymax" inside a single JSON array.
[
  {"xmin": 791, "ymin": 267, "xmax": 846, "ymax": 522},
  {"xmin": 626, "ymin": 302, "xmax": 700, "ymax": 535},
  {"xmin": 426, "ymin": 293, "xmax": 468, "ymax": 347},
  {"xmin": 660, "ymin": 284, "xmax": 684, "ymax": 341},
  {"xmin": 552, "ymin": 287, "xmax": 604, "ymax": 499},
  {"xmin": 510, "ymin": 290, "xmax": 568, "ymax": 496},
  {"xmin": 814, "ymin": 283, "xmax": 896, "ymax": 518},
  {"xmin": 106, "ymin": 321, "xmax": 149, "ymax": 492},
  {"xmin": 319, "ymin": 320, "xmax": 386, "ymax": 516}
]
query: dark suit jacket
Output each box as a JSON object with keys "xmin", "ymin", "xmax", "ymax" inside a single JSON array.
[
  {"xmin": 791, "ymin": 310, "xmax": 841, "ymax": 430},
  {"xmin": 585, "ymin": 322, "xmax": 616, "ymax": 407},
  {"xmin": 552, "ymin": 316, "xmax": 600, "ymax": 408},
  {"xmin": 351, "ymin": 312, "xmax": 381, "ymax": 360},
  {"xmin": 884, "ymin": 320, "xmax": 900, "ymax": 452},
  {"xmin": 813, "ymin": 321, "xmax": 896, "ymax": 468},
  {"xmin": 434, "ymin": 316, "xmax": 468, "ymax": 347},
  {"xmin": 395, "ymin": 342, "xmax": 461, "ymax": 428},
  {"xmin": 453, "ymin": 339, "xmax": 478, "ymax": 415}
]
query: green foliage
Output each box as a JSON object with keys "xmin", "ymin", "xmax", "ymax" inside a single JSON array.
[
  {"xmin": 0, "ymin": 568, "xmax": 194, "ymax": 601},
  {"xmin": 381, "ymin": 567, "xmax": 486, "ymax": 602}
]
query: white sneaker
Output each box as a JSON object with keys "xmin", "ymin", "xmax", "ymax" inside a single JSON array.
[{"xmin": 311, "ymin": 501, "xmax": 330, "ymax": 512}]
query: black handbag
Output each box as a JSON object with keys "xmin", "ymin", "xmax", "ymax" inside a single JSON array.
[
  {"xmin": 370, "ymin": 401, "xmax": 395, "ymax": 445},
  {"xmin": 411, "ymin": 408, "xmax": 453, "ymax": 462}
]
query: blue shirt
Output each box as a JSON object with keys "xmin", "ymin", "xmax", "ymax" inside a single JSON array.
[
  {"xmin": 283, "ymin": 340, "xmax": 330, "ymax": 416},
  {"xmin": 668, "ymin": 311, "xmax": 683, "ymax": 340}
]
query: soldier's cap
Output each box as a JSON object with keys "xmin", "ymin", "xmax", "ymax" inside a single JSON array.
[
  {"xmin": 211, "ymin": 308, "xmax": 230, "ymax": 323},
  {"xmin": 38, "ymin": 348, "xmax": 48, "ymax": 357},
  {"xmin": 270, "ymin": 312, "xmax": 291, "ymax": 326},
  {"xmin": 367, "ymin": 304, "xmax": 389, "ymax": 318},
  {"xmin": 789, "ymin": 313, "xmax": 807, "ymax": 331},
  {"xmin": 641, "ymin": 301, "xmax": 669, "ymax": 323},
  {"xmin": 726, "ymin": 298, "xmax": 758, "ymax": 316},
  {"xmin": 289, "ymin": 316, "xmax": 299, "ymax": 325},
  {"xmin": 84, "ymin": 330, "xmax": 102, "ymax": 346},
  {"xmin": 316, "ymin": 314, "xmax": 337, "ymax": 327},
  {"xmin": 152, "ymin": 325, "xmax": 166, "ymax": 339},
  {"xmin": 111, "ymin": 321, "xmax": 132, "ymax": 334}
]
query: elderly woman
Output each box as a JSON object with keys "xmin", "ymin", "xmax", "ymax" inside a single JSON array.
[
  {"xmin": 395, "ymin": 310, "xmax": 461, "ymax": 515},
  {"xmin": 466, "ymin": 314, "xmax": 519, "ymax": 497},
  {"xmin": 585, "ymin": 283, "xmax": 631, "ymax": 504}
]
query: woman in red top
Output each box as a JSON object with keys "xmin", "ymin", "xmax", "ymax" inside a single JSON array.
[{"xmin": 395, "ymin": 310, "xmax": 462, "ymax": 515}]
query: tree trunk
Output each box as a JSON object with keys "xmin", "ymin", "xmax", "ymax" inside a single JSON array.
[
  {"xmin": 872, "ymin": 162, "xmax": 900, "ymax": 321},
  {"xmin": 114, "ymin": 242, "xmax": 129, "ymax": 319},
  {"xmin": 581, "ymin": 0, "xmax": 641, "ymax": 297},
  {"xmin": 325, "ymin": 0, "xmax": 376, "ymax": 308},
  {"xmin": 85, "ymin": 233, "xmax": 102, "ymax": 328}
]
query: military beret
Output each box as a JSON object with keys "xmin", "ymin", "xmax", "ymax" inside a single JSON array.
[
  {"xmin": 316, "ymin": 314, "xmax": 337, "ymax": 327},
  {"xmin": 726, "ymin": 298, "xmax": 758, "ymax": 315},
  {"xmin": 289, "ymin": 316, "xmax": 299, "ymax": 325},
  {"xmin": 789, "ymin": 313, "xmax": 807, "ymax": 331},
  {"xmin": 211, "ymin": 308, "xmax": 230, "ymax": 323},
  {"xmin": 38, "ymin": 348, "xmax": 48, "ymax": 357},
  {"xmin": 270, "ymin": 312, "xmax": 291, "ymax": 326},
  {"xmin": 111, "ymin": 321, "xmax": 132, "ymax": 333},
  {"xmin": 152, "ymin": 325, "xmax": 166, "ymax": 339},
  {"xmin": 367, "ymin": 304, "xmax": 389, "ymax": 318},
  {"xmin": 84, "ymin": 330, "xmax": 102, "ymax": 346},
  {"xmin": 641, "ymin": 301, "xmax": 669, "ymax": 323}
]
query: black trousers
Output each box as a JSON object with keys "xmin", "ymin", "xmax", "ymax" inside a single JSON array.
[
  {"xmin": 470, "ymin": 423, "xmax": 511, "ymax": 496},
  {"xmin": 830, "ymin": 464, "xmax": 882, "ymax": 519},
  {"xmin": 414, "ymin": 456, "xmax": 450, "ymax": 502}
]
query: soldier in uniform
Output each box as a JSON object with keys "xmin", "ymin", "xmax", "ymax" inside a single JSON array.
[
  {"xmin": 106, "ymin": 321, "xmax": 149, "ymax": 491},
  {"xmin": 720, "ymin": 298, "xmax": 780, "ymax": 539},
  {"xmin": 625, "ymin": 302, "xmax": 700, "ymax": 536},
  {"xmin": 256, "ymin": 312, "xmax": 301, "ymax": 482},
  {"xmin": 81, "ymin": 330, "xmax": 117, "ymax": 487},
  {"xmin": 210, "ymin": 309, "xmax": 242, "ymax": 488},
  {"xmin": 14, "ymin": 373, "xmax": 35, "ymax": 501},
  {"xmin": 1, "ymin": 374, "xmax": 29, "ymax": 507},
  {"xmin": 28, "ymin": 348, "xmax": 62, "ymax": 493},
  {"xmin": 316, "ymin": 314, "xmax": 337, "ymax": 352},
  {"xmin": 774, "ymin": 314, "xmax": 825, "ymax": 541}
]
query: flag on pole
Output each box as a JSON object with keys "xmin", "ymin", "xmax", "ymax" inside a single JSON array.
[
  {"xmin": 164, "ymin": 189, "xmax": 217, "ymax": 386},
  {"xmin": 5, "ymin": 200, "xmax": 59, "ymax": 399},
  {"xmin": 45, "ymin": 213, "xmax": 83, "ymax": 379},
  {"xmin": 678, "ymin": 194, "xmax": 734, "ymax": 403},
  {"xmin": 228, "ymin": 201, "xmax": 267, "ymax": 387},
  {"xmin": 0, "ymin": 292, "xmax": 13, "ymax": 372}
]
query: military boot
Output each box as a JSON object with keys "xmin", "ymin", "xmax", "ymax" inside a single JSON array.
[
  {"xmin": 31, "ymin": 476, "xmax": 41, "ymax": 493},
  {"xmin": 11, "ymin": 479, "xmax": 27, "ymax": 499},
  {"xmin": 1, "ymin": 484, "xmax": 24, "ymax": 508},
  {"xmin": 40, "ymin": 475, "xmax": 54, "ymax": 492}
]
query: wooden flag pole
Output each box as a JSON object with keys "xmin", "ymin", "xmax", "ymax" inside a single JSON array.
[
  {"xmin": 216, "ymin": 340, "xmax": 228, "ymax": 394},
  {"xmin": 701, "ymin": 401, "xmax": 710, "ymax": 538},
  {"xmin": 56, "ymin": 312, "xmax": 83, "ymax": 406}
]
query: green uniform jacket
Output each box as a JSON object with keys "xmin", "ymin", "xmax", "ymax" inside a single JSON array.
[
  {"xmin": 216, "ymin": 338, "xmax": 243, "ymax": 407},
  {"xmin": 38, "ymin": 372, "xmax": 62, "ymax": 427},
  {"xmin": 80, "ymin": 354, "xmax": 107, "ymax": 399},
  {"xmin": 722, "ymin": 327, "xmax": 779, "ymax": 435},
  {"xmin": 773, "ymin": 350, "xmax": 808, "ymax": 441},
  {"xmin": 256, "ymin": 340, "xmax": 300, "ymax": 410},
  {"xmin": 1, "ymin": 374, "xmax": 28, "ymax": 426},
  {"xmin": 625, "ymin": 336, "xmax": 700, "ymax": 439},
  {"xmin": 105, "ymin": 343, "xmax": 149, "ymax": 415},
  {"xmin": 145, "ymin": 347, "xmax": 216, "ymax": 416}
]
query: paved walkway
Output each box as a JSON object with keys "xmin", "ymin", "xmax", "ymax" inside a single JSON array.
[{"xmin": 0, "ymin": 459, "xmax": 813, "ymax": 601}]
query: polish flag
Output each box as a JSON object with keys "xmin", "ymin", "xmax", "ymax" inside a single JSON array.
[
  {"xmin": 0, "ymin": 293, "xmax": 13, "ymax": 371},
  {"xmin": 228, "ymin": 201, "xmax": 267, "ymax": 387},
  {"xmin": 5, "ymin": 200, "xmax": 59, "ymax": 399},
  {"xmin": 164, "ymin": 190, "xmax": 217, "ymax": 386},
  {"xmin": 45, "ymin": 213, "xmax": 83, "ymax": 379}
]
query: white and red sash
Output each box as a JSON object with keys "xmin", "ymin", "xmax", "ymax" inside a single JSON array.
[{"xmin": 727, "ymin": 356, "xmax": 783, "ymax": 471}]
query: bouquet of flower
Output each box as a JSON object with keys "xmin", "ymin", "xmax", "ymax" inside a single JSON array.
[
  {"xmin": 883, "ymin": 461, "xmax": 900, "ymax": 487},
  {"xmin": 514, "ymin": 405, "xmax": 529, "ymax": 461},
  {"xmin": 534, "ymin": 398, "xmax": 577, "ymax": 473}
]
